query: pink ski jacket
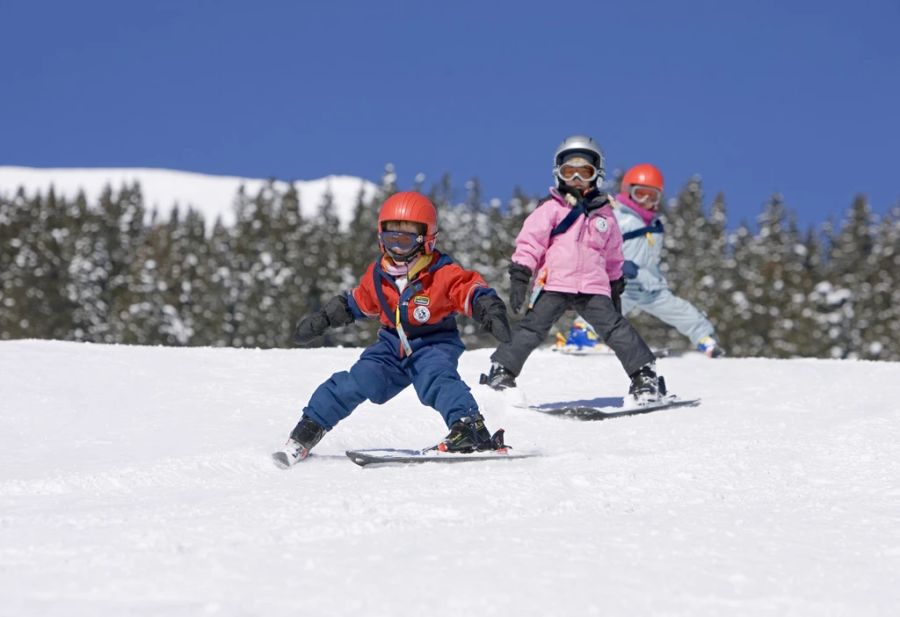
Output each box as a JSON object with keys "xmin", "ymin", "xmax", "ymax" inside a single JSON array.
[{"xmin": 511, "ymin": 189, "xmax": 624, "ymax": 297}]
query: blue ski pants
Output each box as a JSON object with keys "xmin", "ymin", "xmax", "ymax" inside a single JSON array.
[
  {"xmin": 621, "ymin": 287, "xmax": 715, "ymax": 346},
  {"xmin": 302, "ymin": 331, "xmax": 479, "ymax": 431}
]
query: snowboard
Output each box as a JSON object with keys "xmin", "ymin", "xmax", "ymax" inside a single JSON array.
[
  {"xmin": 528, "ymin": 396, "xmax": 700, "ymax": 421},
  {"xmin": 345, "ymin": 448, "xmax": 539, "ymax": 467}
]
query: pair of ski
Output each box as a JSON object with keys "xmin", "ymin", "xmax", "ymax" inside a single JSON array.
[
  {"xmin": 273, "ymin": 395, "xmax": 699, "ymax": 468},
  {"xmin": 271, "ymin": 446, "xmax": 536, "ymax": 468}
]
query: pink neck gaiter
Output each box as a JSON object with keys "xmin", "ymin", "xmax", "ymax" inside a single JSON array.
[{"xmin": 616, "ymin": 193, "xmax": 658, "ymax": 226}]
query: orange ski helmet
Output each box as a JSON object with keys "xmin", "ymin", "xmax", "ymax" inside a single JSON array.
[
  {"xmin": 377, "ymin": 191, "xmax": 438, "ymax": 255},
  {"xmin": 622, "ymin": 163, "xmax": 664, "ymax": 192}
]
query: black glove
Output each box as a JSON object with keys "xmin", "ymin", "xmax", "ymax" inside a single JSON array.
[
  {"xmin": 293, "ymin": 294, "xmax": 355, "ymax": 344},
  {"xmin": 507, "ymin": 263, "xmax": 532, "ymax": 314},
  {"xmin": 622, "ymin": 260, "xmax": 639, "ymax": 279},
  {"xmin": 473, "ymin": 294, "xmax": 512, "ymax": 343},
  {"xmin": 610, "ymin": 277, "xmax": 626, "ymax": 315}
]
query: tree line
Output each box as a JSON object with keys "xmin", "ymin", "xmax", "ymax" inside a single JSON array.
[{"xmin": 1, "ymin": 169, "xmax": 898, "ymax": 360}]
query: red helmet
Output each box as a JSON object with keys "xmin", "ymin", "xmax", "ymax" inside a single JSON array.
[
  {"xmin": 622, "ymin": 163, "xmax": 664, "ymax": 191},
  {"xmin": 377, "ymin": 191, "xmax": 438, "ymax": 254}
]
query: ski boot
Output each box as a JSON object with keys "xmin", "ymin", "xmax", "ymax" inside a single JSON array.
[
  {"xmin": 697, "ymin": 336, "xmax": 725, "ymax": 358},
  {"xmin": 272, "ymin": 415, "xmax": 326, "ymax": 468},
  {"xmin": 479, "ymin": 362, "xmax": 517, "ymax": 391},
  {"xmin": 432, "ymin": 413, "xmax": 506, "ymax": 453},
  {"xmin": 628, "ymin": 364, "xmax": 666, "ymax": 406}
]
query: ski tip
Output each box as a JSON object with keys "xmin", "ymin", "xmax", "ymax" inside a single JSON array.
[{"xmin": 346, "ymin": 452, "xmax": 368, "ymax": 467}]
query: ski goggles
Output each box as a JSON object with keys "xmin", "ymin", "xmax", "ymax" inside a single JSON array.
[
  {"xmin": 557, "ymin": 162, "xmax": 600, "ymax": 182},
  {"xmin": 629, "ymin": 185, "xmax": 662, "ymax": 206},
  {"xmin": 379, "ymin": 230, "xmax": 424, "ymax": 257}
]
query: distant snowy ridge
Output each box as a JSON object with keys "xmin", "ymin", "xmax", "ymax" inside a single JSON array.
[{"xmin": 0, "ymin": 166, "xmax": 381, "ymax": 227}]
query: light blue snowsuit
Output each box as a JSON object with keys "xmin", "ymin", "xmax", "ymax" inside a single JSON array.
[{"xmin": 613, "ymin": 194, "xmax": 716, "ymax": 347}]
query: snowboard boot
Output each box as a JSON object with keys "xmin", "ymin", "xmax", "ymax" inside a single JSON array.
[
  {"xmin": 628, "ymin": 364, "xmax": 664, "ymax": 405},
  {"xmin": 479, "ymin": 362, "xmax": 517, "ymax": 391},
  {"xmin": 273, "ymin": 415, "xmax": 326, "ymax": 468},
  {"xmin": 433, "ymin": 413, "xmax": 506, "ymax": 453}
]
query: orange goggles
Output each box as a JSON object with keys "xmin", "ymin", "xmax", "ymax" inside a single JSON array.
[
  {"xmin": 629, "ymin": 185, "xmax": 662, "ymax": 206},
  {"xmin": 557, "ymin": 163, "xmax": 599, "ymax": 182}
]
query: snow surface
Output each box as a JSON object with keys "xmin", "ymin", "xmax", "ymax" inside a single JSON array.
[
  {"xmin": 1, "ymin": 340, "xmax": 898, "ymax": 616},
  {"xmin": 0, "ymin": 166, "xmax": 379, "ymax": 227}
]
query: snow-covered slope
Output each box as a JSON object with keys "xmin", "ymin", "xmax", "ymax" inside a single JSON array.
[
  {"xmin": 0, "ymin": 166, "xmax": 380, "ymax": 226},
  {"xmin": 1, "ymin": 340, "xmax": 898, "ymax": 616}
]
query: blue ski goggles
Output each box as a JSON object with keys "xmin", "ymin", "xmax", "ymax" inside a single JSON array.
[{"xmin": 379, "ymin": 230, "xmax": 424, "ymax": 259}]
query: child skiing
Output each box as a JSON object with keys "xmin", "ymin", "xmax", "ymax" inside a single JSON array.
[
  {"xmin": 274, "ymin": 191, "xmax": 513, "ymax": 467},
  {"xmin": 553, "ymin": 317, "xmax": 601, "ymax": 353},
  {"xmin": 481, "ymin": 135, "xmax": 665, "ymax": 403},
  {"xmin": 613, "ymin": 164, "xmax": 725, "ymax": 357}
]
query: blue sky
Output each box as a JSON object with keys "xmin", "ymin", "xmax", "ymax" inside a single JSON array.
[{"xmin": 2, "ymin": 0, "xmax": 898, "ymax": 228}]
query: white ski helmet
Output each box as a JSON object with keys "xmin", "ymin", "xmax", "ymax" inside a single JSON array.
[{"xmin": 553, "ymin": 134, "xmax": 605, "ymax": 189}]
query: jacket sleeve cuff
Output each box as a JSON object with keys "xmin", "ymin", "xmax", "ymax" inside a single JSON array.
[
  {"xmin": 346, "ymin": 291, "xmax": 366, "ymax": 320},
  {"xmin": 465, "ymin": 285, "xmax": 493, "ymax": 317}
]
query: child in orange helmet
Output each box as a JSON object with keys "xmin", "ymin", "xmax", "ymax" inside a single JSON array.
[
  {"xmin": 613, "ymin": 164, "xmax": 725, "ymax": 357},
  {"xmin": 273, "ymin": 191, "xmax": 513, "ymax": 467}
]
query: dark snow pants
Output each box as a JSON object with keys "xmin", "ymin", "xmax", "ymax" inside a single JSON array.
[
  {"xmin": 491, "ymin": 291, "xmax": 655, "ymax": 377},
  {"xmin": 302, "ymin": 330, "xmax": 479, "ymax": 431}
]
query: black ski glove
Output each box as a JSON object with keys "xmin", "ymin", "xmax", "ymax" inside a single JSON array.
[
  {"xmin": 610, "ymin": 277, "xmax": 626, "ymax": 315},
  {"xmin": 508, "ymin": 262, "xmax": 533, "ymax": 314},
  {"xmin": 473, "ymin": 294, "xmax": 512, "ymax": 343},
  {"xmin": 293, "ymin": 294, "xmax": 355, "ymax": 344}
]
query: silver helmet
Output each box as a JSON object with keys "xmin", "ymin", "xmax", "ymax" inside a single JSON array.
[{"xmin": 553, "ymin": 134, "xmax": 605, "ymax": 188}]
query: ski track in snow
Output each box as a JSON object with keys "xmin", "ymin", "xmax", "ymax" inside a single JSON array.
[{"xmin": 1, "ymin": 340, "xmax": 898, "ymax": 616}]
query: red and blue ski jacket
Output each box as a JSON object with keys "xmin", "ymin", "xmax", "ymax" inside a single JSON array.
[{"xmin": 347, "ymin": 251, "xmax": 494, "ymax": 356}]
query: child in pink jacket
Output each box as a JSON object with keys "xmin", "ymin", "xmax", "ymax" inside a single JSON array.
[{"xmin": 481, "ymin": 135, "xmax": 664, "ymax": 403}]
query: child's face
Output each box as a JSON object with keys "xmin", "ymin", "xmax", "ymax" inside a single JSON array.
[
  {"xmin": 380, "ymin": 220, "xmax": 427, "ymax": 262},
  {"xmin": 564, "ymin": 176, "xmax": 593, "ymax": 193},
  {"xmin": 558, "ymin": 156, "xmax": 598, "ymax": 194},
  {"xmin": 628, "ymin": 185, "xmax": 662, "ymax": 210}
]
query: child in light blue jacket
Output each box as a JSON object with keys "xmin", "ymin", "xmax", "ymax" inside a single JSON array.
[{"xmin": 613, "ymin": 164, "xmax": 725, "ymax": 357}]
